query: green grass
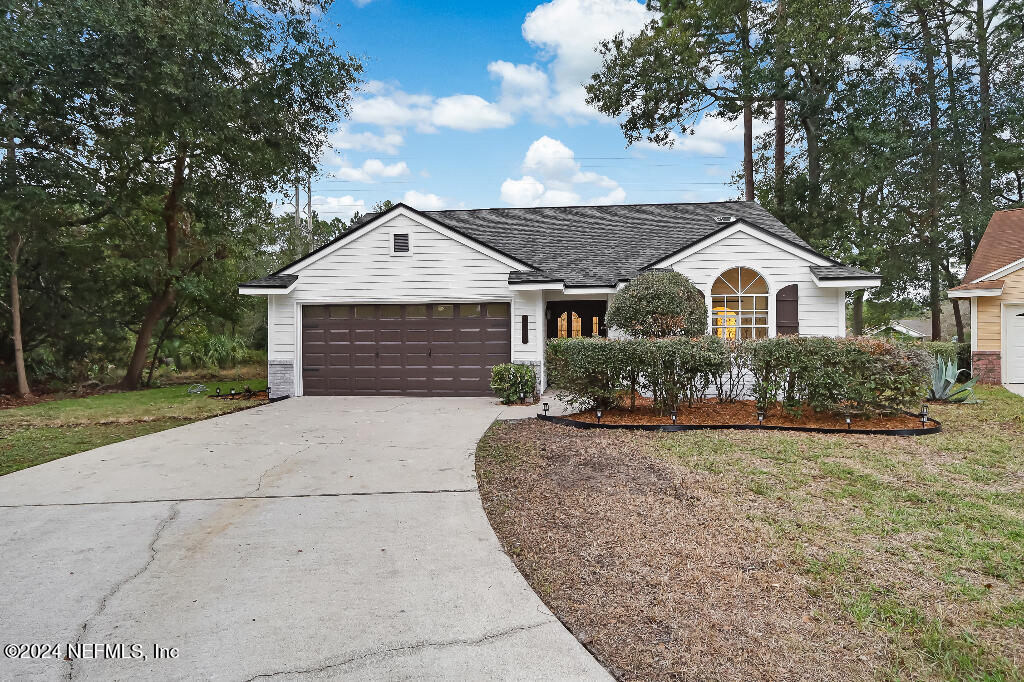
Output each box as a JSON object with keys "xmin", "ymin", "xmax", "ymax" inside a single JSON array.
[
  {"xmin": 654, "ymin": 384, "xmax": 1024, "ymax": 680},
  {"xmin": 0, "ymin": 379, "xmax": 266, "ymax": 476}
]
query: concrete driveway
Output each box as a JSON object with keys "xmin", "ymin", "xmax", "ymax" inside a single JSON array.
[{"xmin": 0, "ymin": 397, "xmax": 608, "ymax": 681}]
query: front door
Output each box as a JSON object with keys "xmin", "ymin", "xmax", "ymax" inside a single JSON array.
[{"xmin": 546, "ymin": 300, "xmax": 607, "ymax": 339}]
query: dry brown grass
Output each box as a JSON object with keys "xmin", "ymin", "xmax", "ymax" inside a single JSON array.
[{"xmin": 476, "ymin": 386, "xmax": 1024, "ymax": 681}]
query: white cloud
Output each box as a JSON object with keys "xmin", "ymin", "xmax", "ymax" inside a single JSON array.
[
  {"xmin": 642, "ymin": 115, "xmax": 773, "ymax": 156},
  {"xmin": 333, "ymin": 158, "xmax": 409, "ymax": 183},
  {"xmin": 487, "ymin": 61, "xmax": 550, "ymax": 114},
  {"xmin": 352, "ymin": 0, "xmax": 375, "ymax": 6},
  {"xmin": 311, "ymin": 195, "xmax": 366, "ymax": 223},
  {"xmin": 331, "ymin": 129, "xmax": 404, "ymax": 155},
  {"xmin": 501, "ymin": 136, "xmax": 625, "ymax": 206},
  {"xmin": 430, "ymin": 95, "xmax": 515, "ymax": 131},
  {"xmin": 402, "ymin": 190, "xmax": 448, "ymax": 210},
  {"xmin": 506, "ymin": 0, "xmax": 651, "ymax": 120},
  {"xmin": 349, "ymin": 82, "xmax": 512, "ymax": 134}
]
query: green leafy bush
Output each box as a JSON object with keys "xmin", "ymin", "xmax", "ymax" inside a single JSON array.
[
  {"xmin": 547, "ymin": 336, "xmax": 929, "ymax": 417},
  {"xmin": 489, "ymin": 363, "xmax": 538, "ymax": 404},
  {"xmin": 606, "ymin": 270, "xmax": 708, "ymax": 338},
  {"xmin": 546, "ymin": 338, "xmax": 627, "ymax": 410}
]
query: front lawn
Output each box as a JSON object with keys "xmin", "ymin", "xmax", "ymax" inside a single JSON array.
[
  {"xmin": 477, "ymin": 385, "xmax": 1024, "ymax": 681},
  {"xmin": 0, "ymin": 380, "xmax": 267, "ymax": 476}
]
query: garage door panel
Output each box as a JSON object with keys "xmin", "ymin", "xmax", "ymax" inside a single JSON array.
[{"xmin": 301, "ymin": 303, "xmax": 510, "ymax": 396}]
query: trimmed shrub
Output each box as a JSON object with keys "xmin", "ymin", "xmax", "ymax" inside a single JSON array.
[
  {"xmin": 546, "ymin": 338, "xmax": 627, "ymax": 410},
  {"xmin": 489, "ymin": 363, "xmax": 537, "ymax": 404},
  {"xmin": 606, "ymin": 270, "xmax": 708, "ymax": 338},
  {"xmin": 547, "ymin": 336, "xmax": 929, "ymax": 417}
]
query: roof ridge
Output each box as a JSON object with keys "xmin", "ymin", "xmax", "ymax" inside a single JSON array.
[{"xmin": 424, "ymin": 199, "xmax": 754, "ymax": 213}]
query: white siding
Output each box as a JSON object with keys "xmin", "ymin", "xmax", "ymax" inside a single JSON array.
[
  {"xmin": 671, "ymin": 232, "xmax": 842, "ymax": 337},
  {"xmin": 265, "ymin": 213, "xmax": 546, "ymax": 395}
]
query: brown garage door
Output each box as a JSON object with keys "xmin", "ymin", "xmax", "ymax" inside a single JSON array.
[{"xmin": 301, "ymin": 303, "xmax": 511, "ymax": 396}]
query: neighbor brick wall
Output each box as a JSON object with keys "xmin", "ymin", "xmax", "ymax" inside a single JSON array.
[
  {"xmin": 268, "ymin": 361, "xmax": 294, "ymax": 398},
  {"xmin": 972, "ymin": 351, "xmax": 1001, "ymax": 384}
]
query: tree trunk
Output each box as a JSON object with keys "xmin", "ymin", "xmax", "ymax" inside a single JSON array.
[
  {"xmin": 917, "ymin": 4, "xmax": 943, "ymax": 341},
  {"xmin": 8, "ymin": 232, "xmax": 31, "ymax": 397},
  {"xmin": 977, "ymin": 0, "xmax": 992, "ymax": 226},
  {"xmin": 852, "ymin": 289, "xmax": 864, "ymax": 336},
  {"xmin": 740, "ymin": 7, "xmax": 754, "ymax": 202},
  {"xmin": 5, "ymin": 131, "xmax": 31, "ymax": 397},
  {"xmin": 951, "ymin": 298, "xmax": 965, "ymax": 342},
  {"xmin": 145, "ymin": 305, "xmax": 180, "ymax": 387},
  {"xmin": 802, "ymin": 115, "xmax": 821, "ymax": 216},
  {"xmin": 119, "ymin": 149, "xmax": 187, "ymax": 390},
  {"xmin": 774, "ymin": 0, "xmax": 786, "ymax": 207},
  {"xmin": 122, "ymin": 287, "xmax": 176, "ymax": 390},
  {"xmin": 938, "ymin": 10, "xmax": 972, "ymax": 265},
  {"xmin": 743, "ymin": 100, "xmax": 754, "ymax": 201}
]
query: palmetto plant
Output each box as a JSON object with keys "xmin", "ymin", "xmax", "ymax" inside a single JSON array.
[{"xmin": 928, "ymin": 355, "xmax": 978, "ymax": 403}]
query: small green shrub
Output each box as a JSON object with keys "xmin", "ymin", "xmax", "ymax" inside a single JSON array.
[
  {"xmin": 489, "ymin": 363, "xmax": 537, "ymax": 404},
  {"xmin": 606, "ymin": 270, "xmax": 708, "ymax": 338}
]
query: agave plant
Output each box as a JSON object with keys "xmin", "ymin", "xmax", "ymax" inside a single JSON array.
[{"xmin": 928, "ymin": 354, "xmax": 978, "ymax": 403}]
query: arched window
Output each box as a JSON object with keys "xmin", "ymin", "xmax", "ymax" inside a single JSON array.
[{"xmin": 711, "ymin": 267, "xmax": 769, "ymax": 339}]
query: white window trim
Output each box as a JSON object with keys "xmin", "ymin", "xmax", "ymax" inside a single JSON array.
[{"xmin": 703, "ymin": 264, "xmax": 777, "ymax": 339}]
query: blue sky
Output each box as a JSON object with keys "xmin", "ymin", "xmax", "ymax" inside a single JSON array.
[{"xmin": 295, "ymin": 0, "xmax": 753, "ymax": 221}]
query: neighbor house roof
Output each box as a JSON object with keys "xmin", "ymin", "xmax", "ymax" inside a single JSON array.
[
  {"xmin": 950, "ymin": 279, "xmax": 1005, "ymax": 292},
  {"xmin": 245, "ymin": 201, "xmax": 878, "ymax": 289},
  {"xmin": 963, "ymin": 208, "xmax": 1024, "ymax": 283}
]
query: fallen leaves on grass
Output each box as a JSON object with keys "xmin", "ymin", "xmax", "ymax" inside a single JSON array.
[{"xmin": 477, "ymin": 398, "xmax": 1024, "ymax": 681}]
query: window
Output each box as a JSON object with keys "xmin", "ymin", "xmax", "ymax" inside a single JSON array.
[
  {"xmin": 557, "ymin": 312, "xmax": 583, "ymax": 338},
  {"xmin": 405, "ymin": 305, "xmax": 428, "ymax": 318},
  {"xmin": 711, "ymin": 267, "xmax": 769, "ymax": 339},
  {"xmin": 433, "ymin": 304, "xmax": 454, "ymax": 318},
  {"xmin": 459, "ymin": 304, "xmax": 481, "ymax": 317},
  {"xmin": 392, "ymin": 233, "xmax": 410, "ymax": 254}
]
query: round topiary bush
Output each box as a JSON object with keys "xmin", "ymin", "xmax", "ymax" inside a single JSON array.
[{"xmin": 606, "ymin": 270, "xmax": 708, "ymax": 338}]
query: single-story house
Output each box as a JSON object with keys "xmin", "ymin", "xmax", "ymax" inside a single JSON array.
[
  {"xmin": 865, "ymin": 321, "xmax": 927, "ymax": 340},
  {"xmin": 240, "ymin": 201, "xmax": 880, "ymax": 398},
  {"xmin": 949, "ymin": 208, "xmax": 1024, "ymax": 385}
]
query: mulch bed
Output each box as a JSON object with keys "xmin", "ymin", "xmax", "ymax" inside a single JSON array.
[
  {"xmin": 565, "ymin": 397, "xmax": 924, "ymax": 431},
  {"xmin": 476, "ymin": 421, "xmax": 887, "ymax": 681},
  {"xmin": 209, "ymin": 389, "xmax": 268, "ymax": 401}
]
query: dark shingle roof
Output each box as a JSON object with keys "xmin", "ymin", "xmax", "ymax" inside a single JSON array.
[
  {"xmin": 273, "ymin": 201, "xmax": 840, "ymax": 287},
  {"xmin": 809, "ymin": 265, "xmax": 878, "ymax": 280},
  {"xmin": 240, "ymin": 274, "xmax": 298, "ymax": 288},
  {"xmin": 423, "ymin": 201, "xmax": 821, "ymax": 286}
]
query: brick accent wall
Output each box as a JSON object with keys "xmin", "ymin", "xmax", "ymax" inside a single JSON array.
[
  {"xmin": 972, "ymin": 351, "xmax": 1001, "ymax": 384},
  {"xmin": 268, "ymin": 361, "xmax": 294, "ymax": 398}
]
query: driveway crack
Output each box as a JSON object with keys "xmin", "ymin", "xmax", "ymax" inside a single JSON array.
[
  {"xmin": 241, "ymin": 619, "xmax": 553, "ymax": 681},
  {"xmin": 66, "ymin": 502, "xmax": 180, "ymax": 681},
  {"xmin": 250, "ymin": 445, "xmax": 310, "ymax": 496}
]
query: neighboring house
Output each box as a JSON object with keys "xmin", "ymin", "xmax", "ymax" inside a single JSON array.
[
  {"xmin": 865, "ymin": 321, "xmax": 927, "ymax": 340},
  {"xmin": 240, "ymin": 201, "xmax": 880, "ymax": 397},
  {"xmin": 864, "ymin": 302, "xmax": 972, "ymax": 342},
  {"xmin": 949, "ymin": 208, "xmax": 1024, "ymax": 385}
]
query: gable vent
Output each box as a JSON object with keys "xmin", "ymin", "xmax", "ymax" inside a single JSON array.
[
  {"xmin": 393, "ymin": 233, "xmax": 410, "ymax": 253},
  {"xmin": 714, "ymin": 215, "xmax": 737, "ymax": 224}
]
